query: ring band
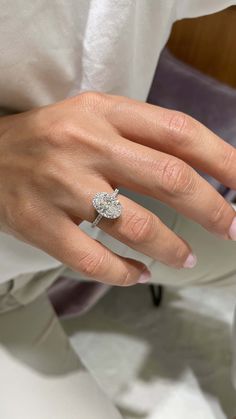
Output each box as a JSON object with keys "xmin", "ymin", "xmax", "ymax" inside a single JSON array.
[{"xmin": 91, "ymin": 188, "xmax": 122, "ymax": 228}]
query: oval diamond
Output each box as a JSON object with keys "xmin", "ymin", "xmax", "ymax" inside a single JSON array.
[{"xmin": 92, "ymin": 192, "xmax": 122, "ymax": 219}]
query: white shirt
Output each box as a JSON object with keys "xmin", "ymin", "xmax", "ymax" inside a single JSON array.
[{"xmin": 0, "ymin": 0, "xmax": 235, "ymax": 283}]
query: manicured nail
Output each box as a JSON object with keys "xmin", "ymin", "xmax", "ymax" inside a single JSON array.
[
  {"xmin": 138, "ymin": 268, "xmax": 151, "ymax": 284},
  {"xmin": 229, "ymin": 217, "xmax": 236, "ymax": 241},
  {"xmin": 183, "ymin": 253, "xmax": 197, "ymax": 269}
]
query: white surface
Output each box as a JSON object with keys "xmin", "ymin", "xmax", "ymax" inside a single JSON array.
[
  {"xmin": 0, "ymin": 0, "xmax": 236, "ymax": 282},
  {"xmin": 63, "ymin": 284, "xmax": 236, "ymax": 419}
]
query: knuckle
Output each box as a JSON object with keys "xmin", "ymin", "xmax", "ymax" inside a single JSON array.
[
  {"xmin": 174, "ymin": 244, "xmax": 189, "ymax": 267},
  {"xmin": 105, "ymin": 96, "xmax": 133, "ymax": 122},
  {"xmin": 40, "ymin": 122, "xmax": 61, "ymax": 147},
  {"xmin": 76, "ymin": 90, "xmax": 108, "ymax": 110},
  {"xmin": 36, "ymin": 157, "xmax": 54, "ymax": 178},
  {"xmin": 159, "ymin": 158, "xmax": 195, "ymax": 196},
  {"xmin": 167, "ymin": 111, "xmax": 188, "ymax": 134},
  {"xmin": 220, "ymin": 147, "xmax": 236, "ymax": 173},
  {"xmin": 164, "ymin": 111, "xmax": 197, "ymax": 148},
  {"xmin": 39, "ymin": 108, "xmax": 79, "ymax": 148},
  {"xmin": 119, "ymin": 269, "xmax": 133, "ymax": 287},
  {"xmin": 206, "ymin": 200, "xmax": 229, "ymax": 231},
  {"xmin": 47, "ymin": 119, "xmax": 77, "ymax": 147},
  {"xmin": 124, "ymin": 212, "xmax": 155, "ymax": 245},
  {"xmin": 44, "ymin": 115, "xmax": 101, "ymax": 153},
  {"xmin": 6, "ymin": 199, "xmax": 38, "ymax": 233},
  {"xmin": 77, "ymin": 249, "xmax": 108, "ymax": 278}
]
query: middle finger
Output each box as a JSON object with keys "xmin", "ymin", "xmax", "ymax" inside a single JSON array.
[
  {"xmin": 102, "ymin": 136, "xmax": 236, "ymax": 239},
  {"xmin": 64, "ymin": 178, "xmax": 196, "ymax": 269}
]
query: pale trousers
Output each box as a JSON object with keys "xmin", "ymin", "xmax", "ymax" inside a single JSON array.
[{"xmin": 0, "ymin": 195, "xmax": 236, "ymax": 419}]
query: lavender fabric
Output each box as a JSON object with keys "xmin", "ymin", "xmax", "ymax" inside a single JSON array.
[
  {"xmin": 49, "ymin": 48, "xmax": 236, "ymax": 318},
  {"xmin": 148, "ymin": 48, "xmax": 236, "ymax": 202},
  {"xmin": 48, "ymin": 276, "xmax": 110, "ymax": 318}
]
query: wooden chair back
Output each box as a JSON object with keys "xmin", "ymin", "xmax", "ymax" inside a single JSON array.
[{"xmin": 167, "ymin": 6, "xmax": 236, "ymax": 87}]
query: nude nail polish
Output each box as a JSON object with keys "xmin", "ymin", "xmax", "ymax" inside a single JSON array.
[
  {"xmin": 138, "ymin": 268, "xmax": 151, "ymax": 283},
  {"xmin": 183, "ymin": 253, "xmax": 197, "ymax": 269},
  {"xmin": 229, "ymin": 217, "xmax": 236, "ymax": 241}
]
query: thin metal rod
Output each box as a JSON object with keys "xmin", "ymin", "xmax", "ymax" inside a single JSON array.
[{"xmin": 149, "ymin": 285, "xmax": 163, "ymax": 308}]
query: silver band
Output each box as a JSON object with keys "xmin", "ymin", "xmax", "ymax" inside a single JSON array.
[
  {"xmin": 91, "ymin": 213, "xmax": 103, "ymax": 228},
  {"xmin": 91, "ymin": 188, "xmax": 122, "ymax": 228}
]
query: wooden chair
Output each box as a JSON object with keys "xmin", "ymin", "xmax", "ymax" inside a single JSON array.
[{"xmin": 167, "ymin": 6, "xmax": 236, "ymax": 88}]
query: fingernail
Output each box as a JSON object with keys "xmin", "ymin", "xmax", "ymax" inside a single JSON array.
[
  {"xmin": 183, "ymin": 253, "xmax": 197, "ymax": 269},
  {"xmin": 138, "ymin": 268, "xmax": 151, "ymax": 284},
  {"xmin": 229, "ymin": 217, "xmax": 236, "ymax": 241}
]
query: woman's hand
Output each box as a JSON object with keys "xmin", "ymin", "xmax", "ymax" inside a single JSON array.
[{"xmin": 0, "ymin": 91, "xmax": 235, "ymax": 286}]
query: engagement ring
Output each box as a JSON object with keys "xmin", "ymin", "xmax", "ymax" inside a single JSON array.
[{"xmin": 91, "ymin": 188, "xmax": 122, "ymax": 227}]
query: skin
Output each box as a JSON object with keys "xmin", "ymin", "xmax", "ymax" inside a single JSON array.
[{"xmin": 0, "ymin": 91, "xmax": 235, "ymax": 286}]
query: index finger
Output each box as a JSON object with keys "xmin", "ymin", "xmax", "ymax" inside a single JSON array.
[{"xmin": 106, "ymin": 96, "xmax": 236, "ymax": 190}]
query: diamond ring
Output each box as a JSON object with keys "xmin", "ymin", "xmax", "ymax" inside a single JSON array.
[{"xmin": 91, "ymin": 188, "xmax": 122, "ymax": 228}]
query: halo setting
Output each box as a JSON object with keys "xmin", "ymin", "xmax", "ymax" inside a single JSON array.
[{"xmin": 92, "ymin": 189, "xmax": 122, "ymax": 227}]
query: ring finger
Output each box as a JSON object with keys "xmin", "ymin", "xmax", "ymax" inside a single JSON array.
[{"xmin": 66, "ymin": 177, "xmax": 197, "ymax": 270}]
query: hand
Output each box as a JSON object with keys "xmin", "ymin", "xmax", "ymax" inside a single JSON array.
[{"xmin": 0, "ymin": 91, "xmax": 235, "ymax": 286}]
